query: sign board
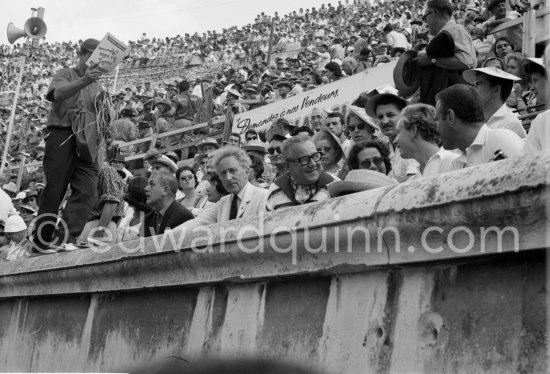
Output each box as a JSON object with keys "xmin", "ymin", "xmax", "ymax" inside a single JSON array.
[{"xmin": 231, "ymin": 60, "xmax": 397, "ymax": 135}]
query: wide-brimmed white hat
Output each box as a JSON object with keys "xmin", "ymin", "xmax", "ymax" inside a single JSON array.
[
  {"xmin": 4, "ymin": 215, "xmax": 27, "ymax": 233},
  {"xmin": 328, "ymin": 169, "xmax": 395, "ymax": 197},
  {"xmin": 463, "ymin": 67, "xmax": 521, "ymax": 84}
]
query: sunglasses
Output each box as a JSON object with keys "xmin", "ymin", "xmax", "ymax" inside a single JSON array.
[
  {"xmin": 180, "ymin": 175, "xmax": 194, "ymax": 181},
  {"xmin": 360, "ymin": 157, "xmax": 385, "ymax": 169},
  {"xmin": 267, "ymin": 147, "xmax": 282, "ymax": 155},
  {"xmin": 246, "ymin": 135, "xmax": 258, "ymax": 141},
  {"xmin": 347, "ymin": 123, "xmax": 369, "ymax": 132},
  {"xmin": 288, "ymin": 152, "xmax": 321, "ymax": 166}
]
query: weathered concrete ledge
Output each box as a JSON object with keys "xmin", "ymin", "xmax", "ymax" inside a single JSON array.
[
  {"xmin": 0, "ymin": 153, "xmax": 548, "ymax": 373},
  {"xmin": 0, "ymin": 152, "xmax": 548, "ymax": 298}
]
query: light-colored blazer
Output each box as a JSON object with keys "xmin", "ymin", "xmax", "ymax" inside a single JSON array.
[{"xmin": 177, "ymin": 182, "xmax": 268, "ymax": 231}]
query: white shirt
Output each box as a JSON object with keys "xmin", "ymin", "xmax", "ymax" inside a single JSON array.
[
  {"xmin": 422, "ymin": 148, "xmax": 459, "ymax": 177},
  {"xmin": 523, "ymin": 110, "xmax": 550, "ymax": 154},
  {"xmin": 451, "ymin": 125, "xmax": 524, "ymax": 170},
  {"xmin": 389, "ymin": 148, "xmax": 420, "ymax": 183},
  {"xmin": 486, "ymin": 103, "xmax": 526, "ymax": 138},
  {"xmin": 386, "ymin": 31, "xmax": 410, "ymax": 50}
]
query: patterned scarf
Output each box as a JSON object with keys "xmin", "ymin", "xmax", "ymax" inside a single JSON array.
[{"xmin": 291, "ymin": 178, "xmax": 319, "ymax": 204}]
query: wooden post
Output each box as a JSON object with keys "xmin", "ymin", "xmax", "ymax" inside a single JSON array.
[
  {"xmin": 15, "ymin": 153, "xmax": 27, "ymax": 191},
  {"xmin": 0, "ymin": 56, "xmax": 25, "ymax": 178},
  {"xmin": 266, "ymin": 18, "xmax": 276, "ymax": 66}
]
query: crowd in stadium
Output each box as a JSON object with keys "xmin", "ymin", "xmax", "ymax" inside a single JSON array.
[{"xmin": 0, "ymin": 0, "xmax": 548, "ymax": 260}]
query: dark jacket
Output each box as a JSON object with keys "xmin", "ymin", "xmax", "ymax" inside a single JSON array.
[{"xmin": 143, "ymin": 200, "xmax": 194, "ymax": 237}]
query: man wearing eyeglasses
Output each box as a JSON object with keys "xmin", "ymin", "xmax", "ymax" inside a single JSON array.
[
  {"xmin": 267, "ymin": 135, "xmax": 337, "ymax": 211},
  {"xmin": 414, "ymin": 0, "xmax": 476, "ymax": 105}
]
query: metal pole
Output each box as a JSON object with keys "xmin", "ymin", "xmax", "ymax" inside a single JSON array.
[
  {"xmin": 266, "ymin": 18, "xmax": 275, "ymax": 66},
  {"xmin": 0, "ymin": 56, "xmax": 25, "ymax": 178}
]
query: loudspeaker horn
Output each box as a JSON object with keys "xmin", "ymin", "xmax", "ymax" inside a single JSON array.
[
  {"xmin": 7, "ymin": 23, "xmax": 26, "ymax": 44},
  {"xmin": 6, "ymin": 17, "xmax": 47, "ymax": 44},
  {"xmin": 24, "ymin": 17, "xmax": 47, "ymax": 39}
]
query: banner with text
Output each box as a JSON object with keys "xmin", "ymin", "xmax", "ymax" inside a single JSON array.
[{"xmin": 232, "ymin": 60, "xmax": 397, "ymax": 136}]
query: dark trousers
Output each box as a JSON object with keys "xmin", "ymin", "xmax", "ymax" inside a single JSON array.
[{"xmin": 33, "ymin": 128, "xmax": 98, "ymax": 246}]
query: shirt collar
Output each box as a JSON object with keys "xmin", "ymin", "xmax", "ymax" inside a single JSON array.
[
  {"xmin": 235, "ymin": 181, "xmax": 251, "ymax": 201},
  {"xmin": 468, "ymin": 124, "xmax": 490, "ymax": 149}
]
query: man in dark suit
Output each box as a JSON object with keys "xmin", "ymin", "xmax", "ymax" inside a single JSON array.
[{"xmin": 143, "ymin": 170, "xmax": 193, "ymax": 237}]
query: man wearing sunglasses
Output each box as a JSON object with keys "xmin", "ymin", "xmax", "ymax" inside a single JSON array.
[{"xmin": 267, "ymin": 135, "xmax": 337, "ymax": 211}]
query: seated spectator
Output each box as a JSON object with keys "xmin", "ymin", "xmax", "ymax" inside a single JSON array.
[
  {"xmin": 435, "ymin": 85, "xmax": 524, "ymax": 169},
  {"xmin": 175, "ymin": 166, "xmax": 206, "ymax": 212},
  {"xmin": 365, "ymin": 92, "xmax": 419, "ymax": 182},
  {"xmin": 227, "ymin": 132, "xmax": 242, "ymax": 147},
  {"xmin": 341, "ymin": 56, "xmax": 358, "ymax": 76},
  {"xmin": 268, "ymin": 135, "xmax": 288, "ymax": 181},
  {"xmin": 325, "ymin": 111, "xmax": 351, "ymax": 156},
  {"xmin": 204, "ymin": 172, "xmax": 229, "ymax": 203},
  {"xmin": 244, "ymin": 129, "xmax": 259, "ymax": 143},
  {"xmin": 145, "ymin": 151, "xmax": 178, "ymax": 174},
  {"xmin": 1, "ymin": 215, "xmax": 30, "ymax": 261},
  {"xmin": 197, "ymin": 137, "xmax": 220, "ymax": 155},
  {"xmin": 394, "ymin": 104, "xmax": 458, "ymax": 176},
  {"xmin": 347, "ymin": 140, "xmax": 392, "ymax": 176},
  {"xmin": 504, "ymin": 52, "xmax": 531, "ymax": 111},
  {"xmin": 143, "ymin": 170, "xmax": 194, "ymax": 237},
  {"xmin": 346, "ymin": 106, "xmax": 379, "ymax": 146},
  {"xmin": 525, "ymin": 57, "xmax": 548, "ymax": 110},
  {"xmin": 493, "ymin": 37, "xmax": 515, "ymax": 60},
  {"xmin": 309, "ymin": 107, "xmax": 327, "ymax": 132},
  {"xmin": 118, "ymin": 176, "xmax": 151, "ymax": 242},
  {"xmin": 314, "ymin": 129, "xmax": 345, "ymax": 176},
  {"xmin": 523, "ymin": 44, "xmax": 550, "ymax": 153},
  {"xmin": 463, "ymin": 67, "xmax": 526, "ymax": 138},
  {"xmin": 248, "ymin": 152, "xmax": 267, "ymax": 188},
  {"xmin": 267, "ymin": 135, "xmax": 337, "ymax": 210},
  {"xmin": 324, "ymin": 61, "xmax": 344, "ymax": 82},
  {"xmin": 176, "ymin": 146, "xmax": 269, "ymax": 230}
]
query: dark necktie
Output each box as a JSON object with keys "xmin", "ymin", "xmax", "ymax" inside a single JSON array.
[{"xmin": 229, "ymin": 194, "xmax": 239, "ymax": 220}]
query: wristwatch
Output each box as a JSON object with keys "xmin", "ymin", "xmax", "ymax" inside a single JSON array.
[{"xmin": 431, "ymin": 58, "xmax": 437, "ymax": 65}]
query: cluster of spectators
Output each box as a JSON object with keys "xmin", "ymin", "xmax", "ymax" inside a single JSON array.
[{"xmin": 0, "ymin": 0, "xmax": 549, "ymax": 261}]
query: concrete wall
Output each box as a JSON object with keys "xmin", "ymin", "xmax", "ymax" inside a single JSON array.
[{"xmin": 0, "ymin": 153, "xmax": 548, "ymax": 373}]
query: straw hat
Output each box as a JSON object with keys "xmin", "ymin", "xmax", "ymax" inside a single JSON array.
[{"xmin": 328, "ymin": 169, "xmax": 395, "ymax": 197}]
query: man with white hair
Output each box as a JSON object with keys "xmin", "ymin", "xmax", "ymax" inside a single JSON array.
[
  {"xmin": 309, "ymin": 107, "xmax": 326, "ymax": 133},
  {"xmin": 176, "ymin": 146, "xmax": 269, "ymax": 231}
]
